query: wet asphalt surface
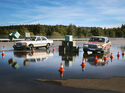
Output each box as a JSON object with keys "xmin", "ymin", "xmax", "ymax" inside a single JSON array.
[{"xmin": 0, "ymin": 43, "xmax": 125, "ymax": 93}]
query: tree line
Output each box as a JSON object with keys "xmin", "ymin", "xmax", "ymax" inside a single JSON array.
[{"xmin": 0, "ymin": 24, "xmax": 125, "ymax": 38}]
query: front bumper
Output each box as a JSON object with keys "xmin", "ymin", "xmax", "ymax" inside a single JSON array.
[{"xmin": 83, "ymin": 47, "xmax": 104, "ymax": 52}]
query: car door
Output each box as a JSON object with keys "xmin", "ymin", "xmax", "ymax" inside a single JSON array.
[
  {"xmin": 36, "ymin": 37, "xmax": 42, "ymax": 47},
  {"xmin": 41, "ymin": 37, "xmax": 47, "ymax": 46}
]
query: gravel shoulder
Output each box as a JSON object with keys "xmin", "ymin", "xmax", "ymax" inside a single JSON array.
[{"xmin": 37, "ymin": 77, "xmax": 125, "ymax": 93}]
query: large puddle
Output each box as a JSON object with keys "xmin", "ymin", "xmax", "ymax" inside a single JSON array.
[{"xmin": 0, "ymin": 44, "xmax": 125, "ymax": 81}]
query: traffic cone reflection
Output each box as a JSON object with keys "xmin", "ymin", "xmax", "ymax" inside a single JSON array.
[
  {"xmin": 122, "ymin": 50, "xmax": 124, "ymax": 57},
  {"xmin": 95, "ymin": 56, "xmax": 98, "ymax": 65},
  {"xmin": 82, "ymin": 67, "xmax": 85, "ymax": 72},
  {"xmin": 60, "ymin": 71, "xmax": 64, "ymax": 79}
]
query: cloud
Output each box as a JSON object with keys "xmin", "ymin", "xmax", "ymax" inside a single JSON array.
[{"xmin": 99, "ymin": 24, "xmax": 122, "ymax": 28}]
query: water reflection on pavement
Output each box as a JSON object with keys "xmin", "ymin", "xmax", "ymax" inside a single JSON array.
[{"xmin": 0, "ymin": 44, "xmax": 124, "ymax": 93}]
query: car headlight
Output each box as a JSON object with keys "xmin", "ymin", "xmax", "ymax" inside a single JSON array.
[
  {"xmin": 98, "ymin": 45, "xmax": 102, "ymax": 48},
  {"xmin": 84, "ymin": 44, "xmax": 88, "ymax": 47}
]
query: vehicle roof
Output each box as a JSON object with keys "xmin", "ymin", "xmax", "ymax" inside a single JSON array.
[{"xmin": 91, "ymin": 36, "xmax": 108, "ymax": 38}]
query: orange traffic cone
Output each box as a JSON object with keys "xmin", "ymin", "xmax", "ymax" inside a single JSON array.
[
  {"xmin": 95, "ymin": 56, "xmax": 98, "ymax": 64},
  {"xmin": 32, "ymin": 48, "xmax": 35, "ymax": 54},
  {"xmin": 110, "ymin": 53, "xmax": 113, "ymax": 62},
  {"xmin": 104, "ymin": 54, "xmax": 107, "ymax": 62},
  {"xmin": 81, "ymin": 58, "xmax": 86, "ymax": 68},
  {"xmin": 117, "ymin": 52, "xmax": 120, "ymax": 59},
  {"xmin": 59, "ymin": 62, "xmax": 65, "ymax": 72},
  {"xmin": 110, "ymin": 53, "xmax": 113, "ymax": 59},
  {"xmin": 53, "ymin": 48, "xmax": 55, "ymax": 52},
  {"xmin": 2, "ymin": 50, "xmax": 5, "ymax": 57},
  {"xmin": 122, "ymin": 50, "xmax": 124, "ymax": 57}
]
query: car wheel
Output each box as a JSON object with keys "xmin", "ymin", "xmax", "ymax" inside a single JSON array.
[
  {"xmin": 101, "ymin": 51, "xmax": 104, "ymax": 53},
  {"xmin": 46, "ymin": 43, "xmax": 50, "ymax": 49},
  {"xmin": 36, "ymin": 47, "xmax": 39, "ymax": 49}
]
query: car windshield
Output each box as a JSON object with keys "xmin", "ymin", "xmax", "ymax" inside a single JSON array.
[
  {"xmin": 89, "ymin": 37, "xmax": 105, "ymax": 42},
  {"xmin": 25, "ymin": 37, "xmax": 36, "ymax": 41}
]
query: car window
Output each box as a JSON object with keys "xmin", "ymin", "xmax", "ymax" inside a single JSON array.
[
  {"xmin": 41, "ymin": 37, "xmax": 47, "ymax": 41},
  {"xmin": 106, "ymin": 39, "xmax": 109, "ymax": 43},
  {"xmin": 89, "ymin": 38, "xmax": 105, "ymax": 42},
  {"xmin": 36, "ymin": 37, "xmax": 41, "ymax": 41},
  {"xmin": 25, "ymin": 37, "xmax": 36, "ymax": 41},
  {"xmin": 30, "ymin": 37, "xmax": 36, "ymax": 41},
  {"xmin": 98, "ymin": 38, "xmax": 105, "ymax": 42}
]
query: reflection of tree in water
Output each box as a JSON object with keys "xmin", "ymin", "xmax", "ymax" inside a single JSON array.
[
  {"xmin": 83, "ymin": 51, "xmax": 110, "ymax": 66},
  {"xmin": 59, "ymin": 50, "xmax": 79, "ymax": 67}
]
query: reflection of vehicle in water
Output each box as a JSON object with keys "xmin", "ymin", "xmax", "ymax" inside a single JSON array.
[
  {"xmin": 14, "ymin": 49, "xmax": 53, "ymax": 63},
  {"xmin": 83, "ymin": 52, "xmax": 110, "ymax": 66}
]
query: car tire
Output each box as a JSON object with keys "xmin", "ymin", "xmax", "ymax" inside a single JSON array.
[
  {"xmin": 92, "ymin": 51, "xmax": 97, "ymax": 54},
  {"xmin": 101, "ymin": 51, "xmax": 104, "ymax": 53},
  {"xmin": 46, "ymin": 43, "xmax": 50, "ymax": 49}
]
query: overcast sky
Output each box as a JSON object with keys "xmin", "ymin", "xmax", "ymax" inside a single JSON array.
[{"xmin": 0, "ymin": 0, "xmax": 125, "ymax": 28}]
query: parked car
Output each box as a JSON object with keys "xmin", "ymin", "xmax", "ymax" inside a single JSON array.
[
  {"xmin": 13, "ymin": 36, "xmax": 53, "ymax": 50},
  {"xmin": 83, "ymin": 36, "xmax": 111, "ymax": 53}
]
